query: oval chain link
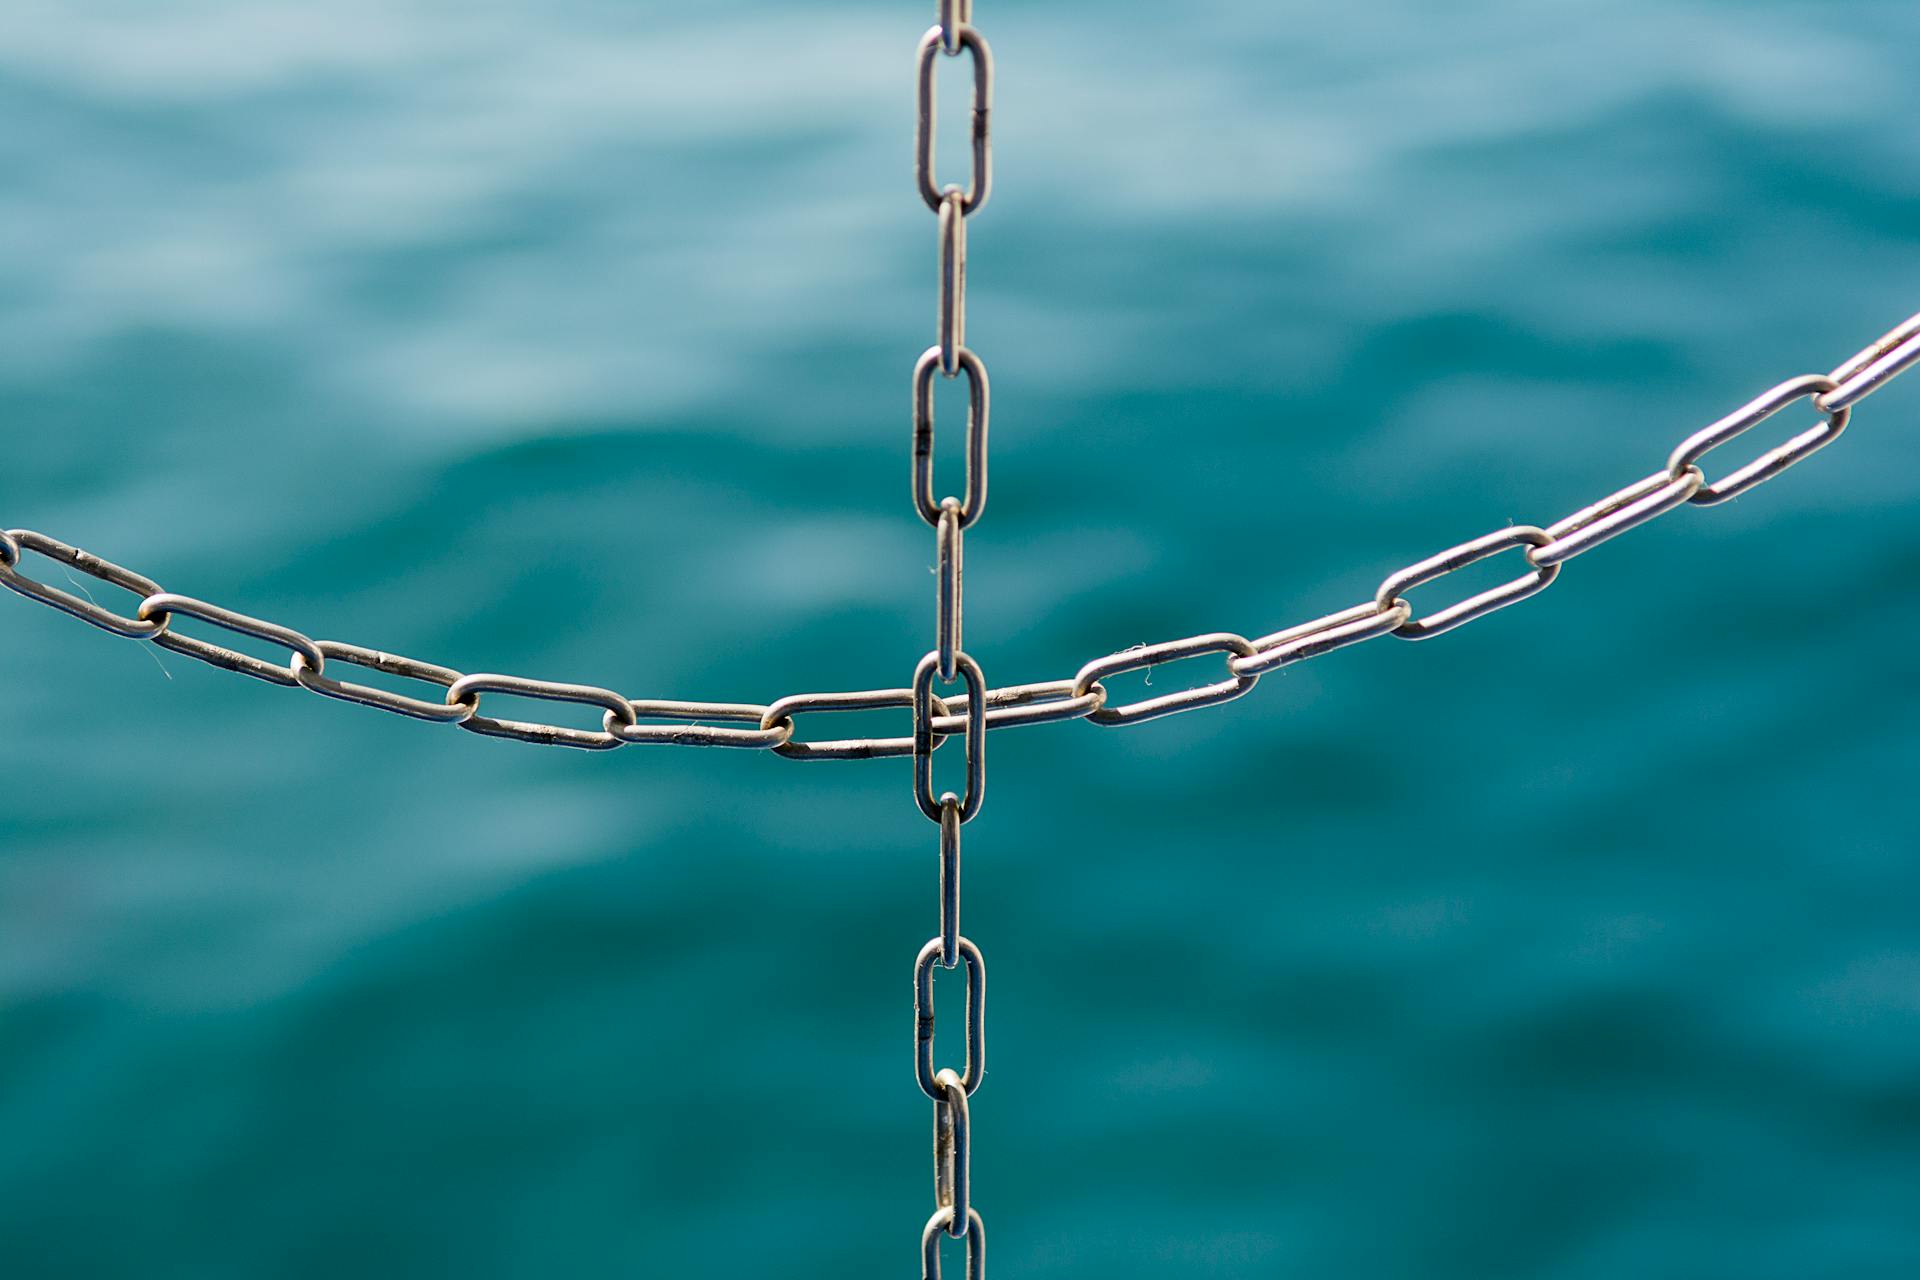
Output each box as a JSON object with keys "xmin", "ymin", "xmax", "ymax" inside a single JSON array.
[
  {"xmin": 293, "ymin": 640, "xmax": 475, "ymax": 724},
  {"xmin": 1073, "ymin": 632, "xmax": 1259, "ymax": 726},
  {"xmin": 915, "ymin": 936, "xmax": 984, "ymax": 1099},
  {"xmin": 915, "ymin": 651, "xmax": 985, "ymax": 821},
  {"xmin": 916, "ymin": 23, "xmax": 992, "ymax": 215},
  {"xmin": 609, "ymin": 699, "xmax": 796, "ymax": 749},
  {"xmin": 140, "ymin": 593, "xmax": 325, "ymax": 687},
  {"xmin": 938, "ymin": 191, "xmax": 968, "ymax": 378},
  {"xmin": 1, "ymin": 529, "xmax": 172, "ymax": 639},
  {"xmin": 446, "ymin": 671, "xmax": 638, "ymax": 751},
  {"xmin": 1377, "ymin": 526, "xmax": 1559, "ymax": 641},
  {"xmin": 1669, "ymin": 374, "xmax": 1848, "ymax": 505},
  {"xmin": 914, "ymin": 346, "xmax": 989, "ymax": 528},
  {"xmin": 762, "ymin": 686, "xmax": 951, "ymax": 760}
]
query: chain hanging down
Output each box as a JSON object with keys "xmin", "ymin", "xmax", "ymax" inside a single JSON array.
[{"xmin": 912, "ymin": 1, "xmax": 991, "ymax": 1275}]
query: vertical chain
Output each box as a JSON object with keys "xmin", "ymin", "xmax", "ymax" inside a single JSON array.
[{"xmin": 914, "ymin": 2, "xmax": 992, "ymax": 1276}]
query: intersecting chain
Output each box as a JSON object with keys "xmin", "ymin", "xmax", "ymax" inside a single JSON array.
[
  {"xmin": 914, "ymin": 2, "xmax": 989, "ymax": 1275},
  {"xmin": 3, "ymin": 318, "xmax": 1917, "ymax": 757}
]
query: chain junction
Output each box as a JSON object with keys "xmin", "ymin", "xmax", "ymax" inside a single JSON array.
[{"xmin": 4, "ymin": 311, "xmax": 1915, "ymax": 755}]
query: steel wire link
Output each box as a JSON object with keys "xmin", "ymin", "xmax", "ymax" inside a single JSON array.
[{"xmin": 2, "ymin": 318, "xmax": 1917, "ymax": 755}]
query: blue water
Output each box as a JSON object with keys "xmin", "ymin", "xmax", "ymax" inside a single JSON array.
[{"xmin": 4, "ymin": 2, "xmax": 1919, "ymax": 1276}]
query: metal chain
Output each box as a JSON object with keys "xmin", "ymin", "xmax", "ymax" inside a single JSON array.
[
  {"xmin": 3, "ymin": 317, "xmax": 1918, "ymax": 754},
  {"xmin": 914, "ymin": 2, "xmax": 990, "ymax": 1275}
]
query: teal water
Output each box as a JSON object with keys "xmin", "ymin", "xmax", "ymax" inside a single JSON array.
[{"xmin": 4, "ymin": 2, "xmax": 1920, "ymax": 1276}]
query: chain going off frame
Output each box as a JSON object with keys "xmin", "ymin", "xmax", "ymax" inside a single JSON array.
[
  {"xmin": 913, "ymin": 1, "xmax": 991, "ymax": 1274},
  {"xmin": 5, "ymin": 311, "xmax": 1915, "ymax": 756}
]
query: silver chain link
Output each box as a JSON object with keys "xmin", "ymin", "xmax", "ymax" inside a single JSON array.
[{"xmin": 7, "ymin": 310, "xmax": 1915, "ymax": 759}]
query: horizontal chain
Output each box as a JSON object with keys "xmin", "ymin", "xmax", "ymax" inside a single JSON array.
[{"xmin": 5, "ymin": 309, "xmax": 1917, "ymax": 755}]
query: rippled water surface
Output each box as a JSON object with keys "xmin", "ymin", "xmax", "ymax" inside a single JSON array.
[{"xmin": 4, "ymin": 2, "xmax": 1920, "ymax": 1276}]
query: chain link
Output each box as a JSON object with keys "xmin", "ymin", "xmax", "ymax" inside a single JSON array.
[
  {"xmin": 915, "ymin": 935, "xmax": 984, "ymax": 1099},
  {"xmin": 1231, "ymin": 599, "xmax": 1410, "ymax": 678},
  {"xmin": 916, "ymin": 651, "xmax": 985, "ymax": 820},
  {"xmin": 1378, "ymin": 526, "xmax": 1559, "ymax": 641},
  {"xmin": 939, "ymin": 191, "xmax": 968, "ymax": 377},
  {"xmin": 916, "ymin": 20, "xmax": 991, "ymax": 215},
  {"xmin": 4, "ymin": 315, "xmax": 1918, "ymax": 754},
  {"xmin": 937, "ymin": 498, "xmax": 964, "ymax": 680},
  {"xmin": 0, "ymin": 528, "xmax": 169, "ymax": 639},
  {"xmin": 938, "ymin": 796, "xmax": 962, "ymax": 968},
  {"xmin": 446, "ymin": 670, "xmax": 638, "ymax": 751},
  {"xmin": 922, "ymin": 1208, "xmax": 984, "ymax": 1280},
  {"xmin": 1528, "ymin": 467, "xmax": 1702, "ymax": 569},
  {"xmin": 292, "ymin": 641, "xmax": 475, "ymax": 724},
  {"xmin": 1073, "ymin": 631, "xmax": 1259, "ymax": 725},
  {"xmin": 914, "ymin": 347, "xmax": 989, "ymax": 528},
  {"xmin": 1670, "ymin": 374, "xmax": 1848, "ymax": 505},
  {"xmin": 608, "ymin": 700, "xmax": 796, "ymax": 749},
  {"xmin": 142, "ymin": 593, "xmax": 326, "ymax": 688},
  {"xmin": 933, "ymin": 678, "xmax": 1107, "ymax": 733},
  {"xmin": 761, "ymin": 686, "xmax": 948, "ymax": 760},
  {"xmin": 932, "ymin": 1066, "xmax": 972, "ymax": 1242},
  {"xmin": 1819, "ymin": 312, "xmax": 1920, "ymax": 413}
]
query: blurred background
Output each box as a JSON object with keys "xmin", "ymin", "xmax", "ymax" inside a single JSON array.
[{"xmin": 3, "ymin": 1, "xmax": 1919, "ymax": 1275}]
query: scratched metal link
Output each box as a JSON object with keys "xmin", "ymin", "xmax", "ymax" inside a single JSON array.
[
  {"xmin": 1, "ymin": 311, "xmax": 1917, "ymax": 753},
  {"xmin": 608, "ymin": 699, "xmax": 795, "ymax": 749},
  {"xmin": 762, "ymin": 686, "xmax": 952, "ymax": 760},
  {"xmin": 140, "ymin": 592, "xmax": 326, "ymax": 688},
  {"xmin": 0, "ymin": 528, "xmax": 171, "ymax": 639},
  {"xmin": 914, "ymin": 346, "xmax": 989, "ymax": 528},
  {"xmin": 915, "ymin": 935, "xmax": 984, "ymax": 1099},
  {"xmin": 916, "ymin": 20, "xmax": 992, "ymax": 214},
  {"xmin": 932, "ymin": 1067, "xmax": 972, "ymax": 1240},
  {"xmin": 915, "ymin": 651, "xmax": 984, "ymax": 821},
  {"xmin": 938, "ymin": 190, "xmax": 967, "ymax": 377},
  {"xmin": 446, "ymin": 671, "xmax": 638, "ymax": 751},
  {"xmin": 293, "ymin": 641, "xmax": 475, "ymax": 724}
]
